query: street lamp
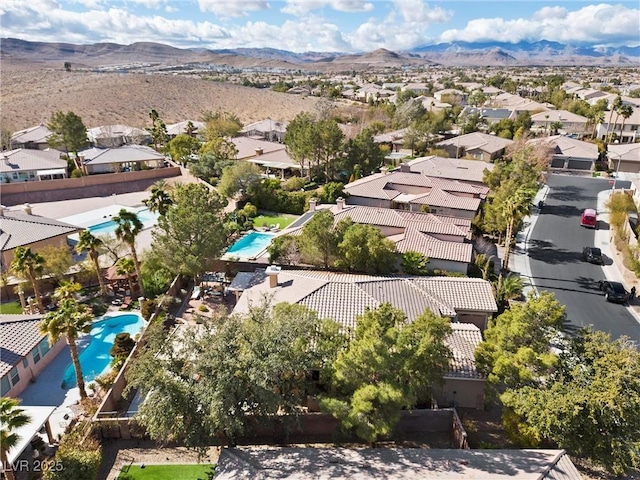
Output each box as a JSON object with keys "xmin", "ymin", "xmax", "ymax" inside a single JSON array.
[{"xmin": 610, "ymin": 151, "xmax": 622, "ymax": 191}]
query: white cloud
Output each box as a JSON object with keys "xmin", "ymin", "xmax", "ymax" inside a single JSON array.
[
  {"xmin": 393, "ymin": 0, "xmax": 452, "ymax": 24},
  {"xmin": 439, "ymin": 3, "xmax": 640, "ymax": 46},
  {"xmin": 164, "ymin": 4, "xmax": 177, "ymax": 12},
  {"xmin": 197, "ymin": 0, "xmax": 269, "ymax": 18},
  {"xmin": 282, "ymin": 0, "xmax": 373, "ymax": 16}
]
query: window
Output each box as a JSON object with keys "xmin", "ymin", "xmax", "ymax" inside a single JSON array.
[
  {"xmin": 39, "ymin": 338, "xmax": 50, "ymax": 355},
  {"xmin": 23, "ymin": 358, "xmax": 29, "ymax": 368},
  {"xmin": 1, "ymin": 376, "xmax": 10, "ymax": 396},
  {"xmin": 9, "ymin": 366, "xmax": 20, "ymax": 386},
  {"xmin": 33, "ymin": 347, "xmax": 42, "ymax": 364}
]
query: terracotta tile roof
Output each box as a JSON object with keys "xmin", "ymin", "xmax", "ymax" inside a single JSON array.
[
  {"xmin": 0, "ymin": 210, "xmax": 80, "ymax": 251},
  {"xmin": 0, "ymin": 314, "xmax": 46, "ymax": 377},
  {"xmin": 406, "ymin": 155, "xmax": 494, "ymax": 186},
  {"xmin": 409, "ymin": 189, "xmax": 482, "ymax": 211},
  {"xmin": 412, "ymin": 277, "xmax": 498, "ymax": 313},
  {"xmin": 446, "ymin": 323, "xmax": 483, "ymax": 379},
  {"xmin": 436, "ymin": 132, "xmax": 514, "ymax": 155},
  {"xmin": 393, "ymin": 229, "xmax": 473, "ymax": 263}
]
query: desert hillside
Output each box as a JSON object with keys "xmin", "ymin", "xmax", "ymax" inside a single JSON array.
[{"xmin": 0, "ymin": 66, "xmax": 324, "ymax": 132}]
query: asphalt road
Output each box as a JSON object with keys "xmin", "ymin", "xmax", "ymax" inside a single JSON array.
[{"xmin": 528, "ymin": 174, "xmax": 640, "ymax": 342}]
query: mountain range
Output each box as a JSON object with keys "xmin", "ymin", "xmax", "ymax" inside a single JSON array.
[{"xmin": 2, "ymin": 37, "xmax": 639, "ymax": 70}]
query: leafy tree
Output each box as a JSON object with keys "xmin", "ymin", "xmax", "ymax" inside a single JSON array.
[
  {"xmin": 475, "ymin": 291, "xmax": 565, "ymax": 394},
  {"xmin": 39, "ymin": 244, "xmax": 73, "ymax": 288},
  {"xmin": 336, "ymin": 224, "xmax": 397, "ymax": 274},
  {"xmin": 143, "ymin": 181, "xmax": 173, "ymax": 216},
  {"xmin": 150, "ymin": 183, "xmax": 228, "ymax": 281},
  {"xmin": 46, "ymin": 111, "xmax": 88, "ymax": 169},
  {"xmin": 40, "ymin": 296, "xmax": 93, "ymax": 398},
  {"xmin": 217, "ymin": 162, "xmax": 263, "ymax": 199},
  {"xmin": 1, "ymin": 128, "xmax": 12, "ymax": 151},
  {"xmin": 63, "ymin": 61, "xmax": 71, "ymax": 71},
  {"xmin": 139, "ymin": 249, "xmax": 174, "ymax": 298},
  {"xmin": 318, "ymin": 182, "xmax": 346, "ymax": 204},
  {"xmin": 76, "ymin": 230, "xmax": 108, "ymax": 297},
  {"xmin": 298, "ymin": 209, "xmax": 339, "ymax": 269},
  {"xmin": 401, "ymin": 251, "xmax": 429, "ymax": 275},
  {"xmin": 203, "ymin": 111, "xmax": 242, "ymax": 139},
  {"xmin": 11, "ymin": 246, "xmax": 45, "ymax": 313},
  {"xmin": 191, "ymin": 138, "xmax": 237, "ymax": 180},
  {"xmin": 322, "ymin": 304, "xmax": 451, "ymax": 443},
  {"xmin": 501, "ymin": 328, "xmax": 640, "ymax": 475},
  {"xmin": 168, "ymin": 133, "xmax": 199, "ymax": 165},
  {"xmin": 148, "ymin": 109, "xmax": 169, "ymax": 152},
  {"xmin": 0, "ymin": 398, "xmax": 30, "ymax": 480},
  {"xmin": 267, "ymin": 234, "xmax": 301, "ymax": 265},
  {"xmin": 113, "ymin": 209, "xmax": 144, "ymax": 295}
]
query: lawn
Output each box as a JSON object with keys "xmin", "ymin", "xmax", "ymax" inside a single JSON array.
[
  {"xmin": 253, "ymin": 213, "xmax": 298, "ymax": 230},
  {"xmin": 0, "ymin": 301, "xmax": 23, "ymax": 314},
  {"xmin": 118, "ymin": 464, "xmax": 215, "ymax": 480}
]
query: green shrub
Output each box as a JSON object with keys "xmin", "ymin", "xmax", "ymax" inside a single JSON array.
[
  {"xmin": 242, "ymin": 202, "xmax": 258, "ymax": 218},
  {"xmin": 110, "ymin": 332, "xmax": 136, "ymax": 361},
  {"xmin": 43, "ymin": 425, "xmax": 101, "ymax": 480},
  {"xmin": 70, "ymin": 168, "xmax": 83, "ymax": 178},
  {"xmin": 141, "ymin": 298, "xmax": 157, "ymax": 320},
  {"xmin": 283, "ymin": 176, "xmax": 306, "ymax": 192},
  {"xmin": 198, "ymin": 304, "xmax": 209, "ymax": 312}
]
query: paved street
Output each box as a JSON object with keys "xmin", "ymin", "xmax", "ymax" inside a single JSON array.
[{"xmin": 527, "ymin": 174, "xmax": 640, "ymax": 342}]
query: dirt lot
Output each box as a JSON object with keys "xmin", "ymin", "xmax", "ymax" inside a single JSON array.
[{"xmin": 0, "ymin": 64, "xmax": 327, "ymax": 131}]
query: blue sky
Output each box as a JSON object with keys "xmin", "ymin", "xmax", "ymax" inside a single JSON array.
[{"xmin": 1, "ymin": 1, "xmax": 639, "ymax": 52}]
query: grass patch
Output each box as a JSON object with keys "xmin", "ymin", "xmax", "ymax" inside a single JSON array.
[
  {"xmin": 253, "ymin": 213, "xmax": 297, "ymax": 229},
  {"xmin": 0, "ymin": 301, "xmax": 23, "ymax": 314},
  {"xmin": 118, "ymin": 464, "xmax": 215, "ymax": 480}
]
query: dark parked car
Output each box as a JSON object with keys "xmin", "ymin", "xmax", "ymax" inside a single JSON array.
[
  {"xmin": 597, "ymin": 280, "xmax": 629, "ymax": 303},
  {"xmin": 583, "ymin": 246, "xmax": 604, "ymax": 265}
]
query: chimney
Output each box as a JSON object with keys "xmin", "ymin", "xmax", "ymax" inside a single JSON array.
[
  {"xmin": 22, "ymin": 203, "xmax": 33, "ymax": 215},
  {"xmin": 265, "ymin": 265, "xmax": 281, "ymax": 288},
  {"xmin": 255, "ymin": 148, "xmax": 263, "ymax": 156},
  {"xmin": 336, "ymin": 197, "xmax": 345, "ymax": 211},
  {"xmin": 380, "ymin": 166, "xmax": 389, "ymax": 175},
  {"xmin": 3, "ymin": 155, "xmax": 8, "ymax": 165},
  {"xmin": 0, "ymin": 205, "xmax": 5, "ymax": 216},
  {"xmin": 309, "ymin": 197, "xmax": 317, "ymax": 212},
  {"xmin": 399, "ymin": 163, "xmax": 410, "ymax": 173}
]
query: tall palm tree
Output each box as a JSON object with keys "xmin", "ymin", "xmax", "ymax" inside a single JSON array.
[
  {"xmin": 617, "ymin": 104, "xmax": 633, "ymax": 143},
  {"xmin": 113, "ymin": 209, "xmax": 144, "ymax": 296},
  {"xmin": 116, "ymin": 257, "xmax": 136, "ymax": 296},
  {"xmin": 494, "ymin": 272, "xmax": 524, "ymax": 313},
  {"xmin": 606, "ymin": 96, "xmax": 623, "ymax": 143},
  {"xmin": 591, "ymin": 110, "xmax": 604, "ymax": 139},
  {"xmin": 10, "ymin": 246, "xmax": 45, "ymax": 313},
  {"xmin": 143, "ymin": 181, "xmax": 173, "ymax": 216},
  {"xmin": 39, "ymin": 296, "xmax": 93, "ymax": 399},
  {"xmin": 0, "ymin": 397, "xmax": 31, "ymax": 480},
  {"xmin": 53, "ymin": 280, "xmax": 82, "ymax": 300},
  {"xmin": 501, "ymin": 186, "xmax": 534, "ymax": 271},
  {"xmin": 76, "ymin": 230, "xmax": 108, "ymax": 297}
]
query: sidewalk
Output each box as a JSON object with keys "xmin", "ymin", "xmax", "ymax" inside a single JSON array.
[{"xmin": 510, "ymin": 184, "xmax": 640, "ymax": 325}]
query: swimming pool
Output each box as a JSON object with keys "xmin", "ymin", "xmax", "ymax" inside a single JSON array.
[
  {"xmin": 61, "ymin": 313, "xmax": 145, "ymax": 389},
  {"xmin": 225, "ymin": 231, "xmax": 275, "ymax": 258},
  {"xmin": 89, "ymin": 208, "xmax": 159, "ymax": 236}
]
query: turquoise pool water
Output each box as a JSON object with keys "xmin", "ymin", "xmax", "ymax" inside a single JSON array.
[
  {"xmin": 61, "ymin": 313, "xmax": 145, "ymax": 389},
  {"xmin": 89, "ymin": 208, "xmax": 159, "ymax": 236},
  {"xmin": 226, "ymin": 231, "xmax": 275, "ymax": 258}
]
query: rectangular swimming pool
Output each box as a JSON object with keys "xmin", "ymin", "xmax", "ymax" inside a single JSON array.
[
  {"xmin": 225, "ymin": 231, "xmax": 275, "ymax": 258},
  {"xmin": 89, "ymin": 208, "xmax": 159, "ymax": 236}
]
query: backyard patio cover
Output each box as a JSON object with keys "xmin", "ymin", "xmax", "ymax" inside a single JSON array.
[
  {"xmin": 6, "ymin": 405, "xmax": 57, "ymax": 464},
  {"xmin": 36, "ymin": 169, "xmax": 66, "ymax": 177}
]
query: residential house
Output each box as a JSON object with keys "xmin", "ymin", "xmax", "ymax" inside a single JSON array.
[
  {"xmin": 240, "ymin": 119, "xmax": 288, "ymax": 143},
  {"xmin": 0, "ymin": 314, "xmax": 67, "ymax": 398},
  {"xmin": 406, "ymin": 156, "xmax": 494, "ymax": 187},
  {"xmin": 374, "ymin": 128, "xmax": 406, "ymax": 153},
  {"xmin": 458, "ymin": 106, "xmax": 513, "ymax": 127},
  {"xmin": 530, "ymin": 110, "xmax": 590, "ymax": 137},
  {"xmin": 344, "ymin": 167, "xmax": 487, "ymax": 220},
  {"xmin": 214, "ymin": 446, "xmax": 583, "ymax": 479},
  {"xmin": 246, "ymin": 148, "xmax": 305, "ymax": 178},
  {"xmin": 608, "ymin": 143, "xmax": 640, "ymax": 175},
  {"xmin": 231, "ymin": 136, "xmax": 286, "ymax": 160},
  {"xmin": 87, "ymin": 124, "xmax": 151, "ymax": 148},
  {"xmin": 490, "ymin": 92, "xmax": 549, "ymax": 117},
  {"xmin": 417, "ymin": 96, "xmax": 452, "ymax": 112},
  {"xmin": 402, "ymin": 83, "xmax": 431, "ymax": 95},
  {"xmin": 165, "ymin": 120, "xmax": 206, "ymax": 139},
  {"xmin": 231, "ymin": 268, "xmax": 498, "ymax": 407},
  {"xmin": 298, "ymin": 198, "xmax": 474, "ymax": 273},
  {"xmin": 434, "ymin": 88, "xmax": 468, "ymax": 104},
  {"xmin": 528, "ymin": 135, "xmax": 599, "ymax": 171},
  {"xmin": 79, "ymin": 145, "xmax": 166, "ymax": 174},
  {"xmin": 354, "ymin": 84, "xmax": 395, "ymax": 103},
  {"xmin": 436, "ymin": 132, "xmax": 514, "ymax": 162},
  {"xmin": 0, "ymin": 205, "xmax": 80, "ymax": 273},
  {"xmin": 10, "ymin": 125, "xmax": 54, "ymax": 150},
  {"xmin": 595, "ymin": 107, "xmax": 640, "ymax": 144},
  {"xmin": 286, "ymin": 86, "xmax": 311, "ymax": 95},
  {"xmin": 0, "ymin": 149, "xmax": 68, "ymax": 183}
]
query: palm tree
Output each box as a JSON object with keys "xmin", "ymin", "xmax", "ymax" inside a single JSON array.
[
  {"xmin": 143, "ymin": 181, "xmax": 173, "ymax": 216},
  {"xmin": 550, "ymin": 121, "xmax": 563, "ymax": 136},
  {"xmin": 0, "ymin": 397, "xmax": 31, "ymax": 480},
  {"xmin": 591, "ymin": 110, "xmax": 604, "ymax": 139},
  {"xmin": 53, "ymin": 280, "xmax": 82, "ymax": 300},
  {"xmin": 617, "ymin": 105, "xmax": 633, "ymax": 143},
  {"xmin": 501, "ymin": 186, "xmax": 534, "ymax": 271},
  {"xmin": 113, "ymin": 209, "xmax": 144, "ymax": 296},
  {"xmin": 494, "ymin": 272, "xmax": 524, "ymax": 312},
  {"xmin": 474, "ymin": 253, "xmax": 496, "ymax": 281},
  {"xmin": 116, "ymin": 257, "xmax": 136, "ymax": 296},
  {"xmin": 606, "ymin": 96, "xmax": 623, "ymax": 143},
  {"xmin": 76, "ymin": 230, "xmax": 108, "ymax": 297},
  {"xmin": 39, "ymin": 296, "xmax": 93, "ymax": 399},
  {"xmin": 10, "ymin": 246, "xmax": 45, "ymax": 313}
]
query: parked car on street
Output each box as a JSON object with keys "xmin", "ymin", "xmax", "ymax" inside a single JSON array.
[
  {"xmin": 597, "ymin": 280, "xmax": 629, "ymax": 303},
  {"xmin": 582, "ymin": 246, "xmax": 604, "ymax": 265}
]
